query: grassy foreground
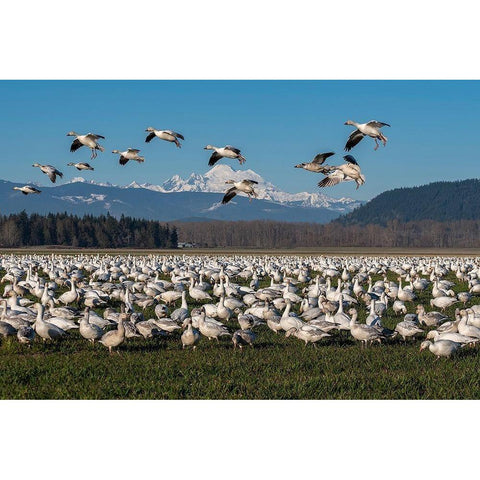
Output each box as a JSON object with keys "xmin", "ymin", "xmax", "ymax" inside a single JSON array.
[{"xmin": 1, "ymin": 264, "xmax": 480, "ymax": 399}]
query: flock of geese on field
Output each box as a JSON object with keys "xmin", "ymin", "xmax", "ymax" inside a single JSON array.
[
  {"xmin": 1, "ymin": 253, "xmax": 479, "ymax": 360},
  {"xmin": 12, "ymin": 120, "xmax": 390, "ymax": 202}
]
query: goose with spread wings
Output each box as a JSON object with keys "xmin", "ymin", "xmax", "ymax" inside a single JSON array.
[
  {"xmin": 13, "ymin": 185, "xmax": 42, "ymax": 195},
  {"xmin": 204, "ymin": 145, "xmax": 246, "ymax": 166},
  {"xmin": 318, "ymin": 155, "xmax": 365, "ymax": 190},
  {"xmin": 145, "ymin": 128, "xmax": 184, "ymax": 148},
  {"xmin": 67, "ymin": 131, "xmax": 105, "ymax": 159},
  {"xmin": 344, "ymin": 120, "xmax": 390, "ymax": 151},
  {"xmin": 222, "ymin": 179, "xmax": 258, "ymax": 204},
  {"xmin": 294, "ymin": 151, "xmax": 336, "ymax": 173},
  {"xmin": 112, "ymin": 148, "xmax": 145, "ymax": 166},
  {"xmin": 67, "ymin": 162, "xmax": 94, "ymax": 171},
  {"xmin": 32, "ymin": 163, "xmax": 63, "ymax": 183}
]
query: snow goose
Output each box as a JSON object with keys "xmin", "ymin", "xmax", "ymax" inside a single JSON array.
[
  {"xmin": 188, "ymin": 278, "xmax": 212, "ymax": 302},
  {"xmin": 318, "ymin": 155, "xmax": 365, "ymax": 190},
  {"xmin": 152, "ymin": 317, "xmax": 181, "ymax": 333},
  {"xmin": 145, "ymin": 127, "xmax": 184, "ymax": 148},
  {"xmin": 197, "ymin": 310, "xmax": 231, "ymax": 342},
  {"xmin": 181, "ymin": 318, "xmax": 200, "ymax": 349},
  {"xmin": 33, "ymin": 304, "xmax": 67, "ymax": 341},
  {"xmin": 344, "ymin": 120, "xmax": 390, "ymax": 151},
  {"xmin": 99, "ymin": 313, "xmax": 126, "ymax": 354},
  {"xmin": 79, "ymin": 307, "xmax": 103, "ymax": 344},
  {"xmin": 348, "ymin": 308, "xmax": 385, "ymax": 347},
  {"xmin": 232, "ymin": 329, "xmax": 256, "ymax": 349},
  {"xmin": 204, "ymin": 145, "xmax": 246, "ymax": 166},
  {"xmin": 222, "ymin": 180, "xmax": 258, "ymax": 204},
  {"xmin": 32, "ymin": 163, "xmax": 63, "ymax": 183},
  {"xmin": 279, "ymin": 301, "xmax": 304, "ymax": 332},
  {"xmin": 17, "ymin": 325, "xmax": 35, "ymax": 345},
  {"xmin": 67, "ymin": 162, "xmax": 94, "ymax": 171},
  {"xmin": 67, "ymin": 131, "xmax": 105, "ymax": 159},
  {"xmin": 395, "ymin": 320, "xmax": 424, "ymax": 342},
  {"xmin": 112, "ymin": 148, "xmax": 145, "ymax": 166},
  {"xmin": 294, "ymin": 152, "xmax": 336, "ymax": 173},
  {"xmin": 416, "ymin": 304, "xmax": 448, "ymax": 326},
  {"xmin": 171, "ymin": 291, "xmax": 189, "ymax": 323},
  {"xmin": 420, "ymin": 340, "xmax": 464, "ymax": 360},
  {"xmin": 430, "ymin": 296, "xmax": 459, "ymax": 312},
  {"xmin": 458, "ymin": 309, "xmax": 480, "ymax": 339},
  {"xmin": 285, "ymin": 325, "xmax": 330, "ymax": 347},
  {"xmin": 426, "ymin": 330, "xmax": 479, "ymax": 346},
  {"xmin": 13, "ymin": 185, "xmax": 41, "ymax": 195}
]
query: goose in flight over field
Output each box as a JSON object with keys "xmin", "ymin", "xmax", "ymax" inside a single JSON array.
[
  {"xmin": 32, "ymin": 163, "xmax": 63, "ymax": 183},
  {"xmin": 13, "ymin": 185, "xmax": 41, "ymax": 195},
  {"xmin": 318, "ymin": 155, "xmax": 365, "ymax": 189},
  {"xmin": 67, "ymin": 131, "xmax": 105, "ymax": 159},
  {"xmin": 222, "ymin": 179, "xmax": 258, "ymax": 204},
  {"xmin": 67, "ymin": 162, "xmax": 94, "ymax": 171},
  {"xmin": 294, "ymin": 152, "xmax": 336, "ymax": 173},
  {"xmin": 145, "ymin": 128, "xmax": 184, "ymax": 148},
  {"xmin": 204, "ymin": 145, "xmax": 246, "ymax": 166},
  {"xmin": 112, "ymin": 148, "xmax": 145, "ymax": 166},
  {"xmin": 344, "ymin": 120, "xmax": 390, "ymax": 151}
]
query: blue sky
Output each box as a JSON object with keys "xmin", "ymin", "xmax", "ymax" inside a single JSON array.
[{"xmin": 0, "ymin": 80, "xmax": 478, "ymax": 201}]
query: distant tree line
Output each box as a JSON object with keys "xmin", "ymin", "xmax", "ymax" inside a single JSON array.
[
  {"xmin": 0, "ymin": 212, "xmax": 178, "ymax": 248},
  {"xmin": 174, "ymin": 219, "xmax": 480, "ymax": 248},
  {"xmin": 339, "ymin": 178, "xmax": 480, "ymax": 226}
]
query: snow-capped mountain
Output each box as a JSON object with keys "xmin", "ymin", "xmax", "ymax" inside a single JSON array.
[{"xmin": 115, "ymin": 165, "xmax": 361, "ymax": 213}]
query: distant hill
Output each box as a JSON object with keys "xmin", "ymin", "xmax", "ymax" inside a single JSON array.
[
  {"xmin": 338, "ymin": 179, "xmax": 480, "ymax": 225},
  {"xmin": 0, "ymin": 179, "xmax": 347, "ymax": 224}
]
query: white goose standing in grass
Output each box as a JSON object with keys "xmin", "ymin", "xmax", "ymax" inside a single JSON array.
[
  {"xmin": 67, "ymin": 131, "xmax": 105, "ymax": 159},
  {"xmin": 99, "ymin": 313, "xmax": 126, "ymax": 354},
  {"xmin": 420, "ymin": 340, "xmax": 464, "ymax": 360},
  {"xmin": 318, "ymin": 155, "xmax": 365, "ymax": 190},
  {"xmin": 145, "ymin": 128, "xmax": 184, "ymax": 148},
  {"xmin": 32, "ymin": 163, "xmax": 63, "ymax": 183},
  {"xmin": 204, "ymin": 145, "xmax": 246, "ymax": 166},
  {"xmin": 112, "ymin": 148, "xmax": 145, "ymax": 166},
  {"xmin": 286, "ymin": 325, "xmax": 330, "ymax": 347},
  {"xmin": 348, "ymin": 308, "xmax": 385, "ymax": 347},
  {"xmin": 197, "ymin": 310, "xmax": 231, "ymax": 342},
  {"xmin": 344, "ymin": 120, "xmax": 390, "ymax": 151},
  {"xmin": 181, "ymin": 318, "xmax": 200, "ymax": 349},
  {"xmin": 221, "ymin": 180, "xmax": 258, "ymax": 204},
  {"xmin": 79, "ymin": 307, "xmax": 103, "ymax": 344},
  {"xmin": 33, "ymin": 303, "xmax": 67, "ymax": 342},
  {"xmin": 13, "ymin": 185, "xmax": 41, "ymax": 195},
  {"xmin": 67, "ymin": 162, "xmax": 94, "ymax": 171},
  {"xmin": 294, "ymin": 152, "xmax": 336, "ymax": 173}
]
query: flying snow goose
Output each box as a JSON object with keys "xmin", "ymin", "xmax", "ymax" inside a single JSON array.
[
  {"xmin": 32, "ymin": 163, "xmax": 63, "ymax": 183},
  {"xmin": 67, "ymin": 131, "xmax": 105, "ymax": 159},
  {"xmin": 112, "ymin": 148, "xmax": 145, "ymax": 165},
  {"xmin": 318, "ymin": 155, "xmax": 365, "ymax": 190},
  {"xmin": 294, "ymin": 152, "xmax": 336, "ymax": 173},
  {"xmin": 204, "ymin": 145, "xmax": 246, "ymax": 166},
  {"xmin": 13, "ymin": 185, "xmax": 41, "ymax": 195},
  {"xmin": 67, "ymin": 162, "xmax": 94, "ymax": 171},
  {"xmin": 222, "ymin": 179, "xmax": 258, "ymax": 204},
  {"xmin": 145, "ymin": 127, "xmax": 184, "ymax": 148},
  {"xmin": 344, "ymin": 120, "xmax": 390, "ymax": 151}
]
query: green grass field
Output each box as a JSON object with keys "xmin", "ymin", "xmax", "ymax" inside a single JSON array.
[{"xmin": 1, "ymin": 263, "xmax": 479, "ymax": 399}]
